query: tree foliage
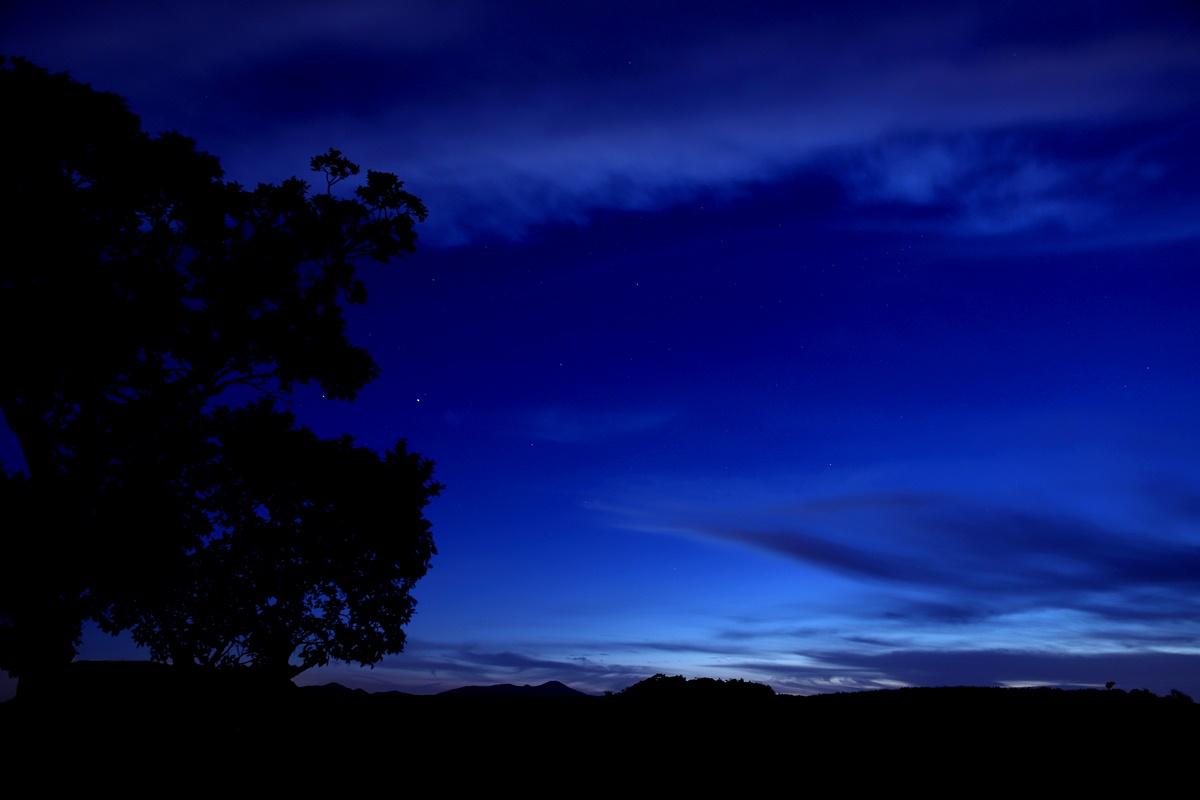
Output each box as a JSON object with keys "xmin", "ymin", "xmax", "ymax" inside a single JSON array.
[
  {"xmin": 129, "ymin": 402, "xmax": 439, "ymax": 679},
  {"xmin": 0, "ymin": 57, "xmax": 437, "ymax": 680}
]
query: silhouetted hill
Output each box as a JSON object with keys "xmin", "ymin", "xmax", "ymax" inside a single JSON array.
[
  {"xmin": 616, "ymin": 672, "xmax": 775, "ymax": 702},
  {"xmin": 439, "ymin": 680, "xmax": 589, "ymax": 698}
]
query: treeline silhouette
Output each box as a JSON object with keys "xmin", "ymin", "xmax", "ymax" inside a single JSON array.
[
  {"xmin": 2, "ymin": 665, "xmax": 1195, "ymax": 787},
  {"xmin": 3, "ymin": 663, "xmax": 1194, "ymax": 753}
]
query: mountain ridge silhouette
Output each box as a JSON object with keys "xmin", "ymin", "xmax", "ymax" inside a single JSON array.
[{"xmin": 438, "ymin": 679, "xmax": 590, "ymax": 698}]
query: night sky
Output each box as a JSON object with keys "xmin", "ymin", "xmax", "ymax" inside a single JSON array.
[{"xmin": 3, "ymin": 1, "xmax": 1200, "ymax": 697}]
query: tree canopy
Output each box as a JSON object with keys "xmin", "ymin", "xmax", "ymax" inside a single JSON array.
[{"xmin": 0, "ymin": 57, "xmax": 438, "ymax": 682}]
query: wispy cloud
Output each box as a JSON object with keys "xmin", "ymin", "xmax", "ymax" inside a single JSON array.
[
  {"xmin": 835, "ymin": 121, "xmax": 1200, "ymax": 245},
  {"xmin": 792, "ymin": 649, "xmax": 1200, "ymax": 695},
  {"xmin": 298, "ymin": 639, "xmax": 657, "ymax": 695},
  {"xmin": 593, "ymin": 479, "xmax": 1200, "ymax": 632},
  {"xmin": 525, "ymin": 408, "xmax": 673, "ymax": 444}
]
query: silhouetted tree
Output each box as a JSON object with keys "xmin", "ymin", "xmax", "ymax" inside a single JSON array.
[
  {"xmin": 128, "ymin": 402, "xmax": 439, "ymax": 679},
  {"xmin": 0, "ymin": 57, "xmax": 435, "ymax": 684}
]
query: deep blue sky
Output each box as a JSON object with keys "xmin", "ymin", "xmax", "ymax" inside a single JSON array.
[{"xmin": 3, "ymin": 1, "xmax": 1200, "ymax": 697}]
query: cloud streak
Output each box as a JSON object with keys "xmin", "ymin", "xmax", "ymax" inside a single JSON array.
[
  {"xmin": 599, "ymin": 482, "xmax": 1200, "ymax": 632},
  {"xmin": 525, "ymin": 408, "xmax": 673, "ymax": 444},
  {"xmin": 804, "ymin": 649, "xmax": 1200, "ymax": 695}
]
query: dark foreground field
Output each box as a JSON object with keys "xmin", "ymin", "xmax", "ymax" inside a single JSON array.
[{"xmin": 2, "ymin": 662, "xmax": 1196, "ymax": 779}]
